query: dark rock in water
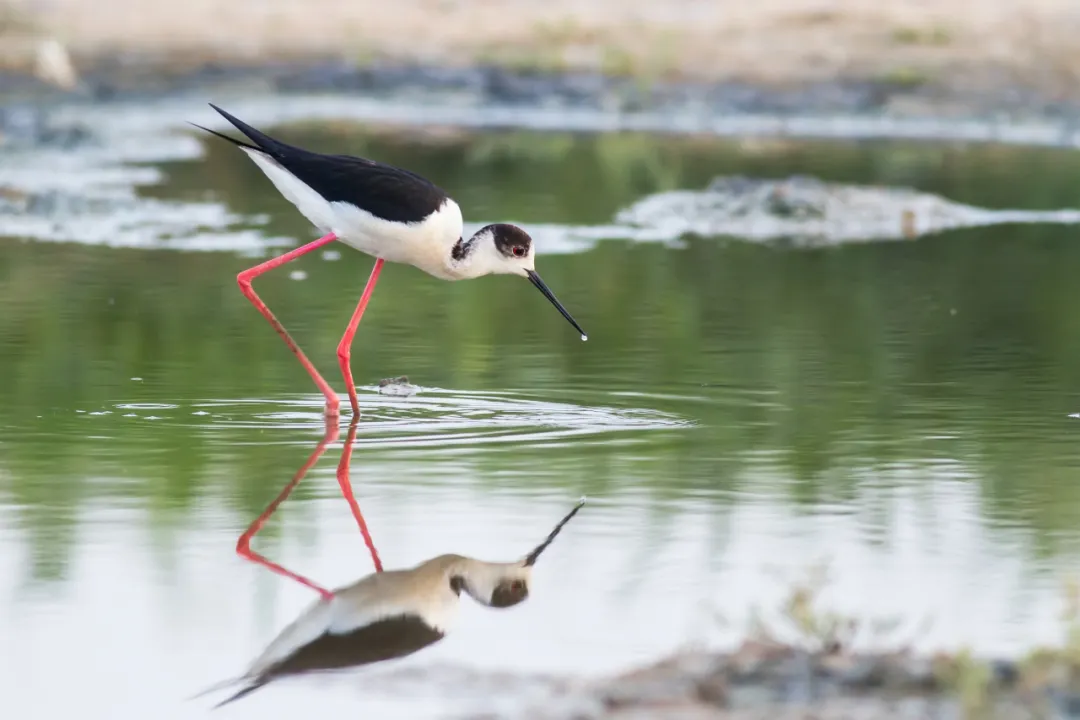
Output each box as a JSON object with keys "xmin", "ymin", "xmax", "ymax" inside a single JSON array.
[{"xmin": 378, "ymin": 376, "xmax": 418, "ymax": 397}]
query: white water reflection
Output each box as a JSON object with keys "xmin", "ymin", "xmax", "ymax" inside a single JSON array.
[{"xmin": 1, "ymin": 456, "xmax": 1074, "ymax": 720}]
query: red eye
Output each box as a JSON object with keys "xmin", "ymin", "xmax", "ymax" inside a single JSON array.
[
  {"xmin": 510, "ymin": 580, "xmax": 524, "ymax": 592},
  {"xmin": 512, "ymin": 246, "xmax": 526, "ymax": 257}
]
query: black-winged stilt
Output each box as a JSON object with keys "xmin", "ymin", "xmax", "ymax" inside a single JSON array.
[
  {"xmin": 198, "ymin": 498, "xmax": 586, "ymax": 707},
  {"xmin": 193, "ymin": 104, "xmax": 588, "ymax": 418}
]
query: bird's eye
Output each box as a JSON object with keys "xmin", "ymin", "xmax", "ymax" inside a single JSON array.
[{"xmin": 512, "ymin": 246, "xmax": 526, "ymax": 258}]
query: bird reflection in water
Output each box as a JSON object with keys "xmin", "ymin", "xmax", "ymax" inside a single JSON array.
[
  {"xmin": 235, "ymin": 417, "xmax": 383, "ymax": 600},
  {"xmin": 198, "ymin": 488, "xmax": 586, "ymax": 707}
]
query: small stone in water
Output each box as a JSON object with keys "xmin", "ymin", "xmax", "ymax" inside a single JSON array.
[
  {"xmin": 322, "ymin": 250, "xmax": 341, "ymax": 261},
  {"xmin": 378, "ymin": 376, "xmax": 418, "ymax": 397},
  {"xmin": 289, "ymin": 270, "xmax": 307, "ymax": 281}
]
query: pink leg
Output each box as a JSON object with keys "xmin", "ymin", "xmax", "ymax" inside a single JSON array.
[
  {"xmin": 236, "ymin": 416, "xmax": 339, "ymax": 599},
  {"xmin": 336, "ymin": 419, "xmax": 384, "ymax": 572},
  {"xmin": 238, "ymin": 233, "xmax": 342, "ymax": 417},
  {"xmin": 337, "ymin": 259, "xmax": 385, "ymax": 418}
]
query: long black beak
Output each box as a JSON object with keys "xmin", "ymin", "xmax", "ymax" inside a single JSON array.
[
  {"xmin": 526, "ymin": 270, "xmax": 588, "ymax": 341},
  {"xmin": 523, "ymin": 497, "xmax": 587, "ymax": 566}
]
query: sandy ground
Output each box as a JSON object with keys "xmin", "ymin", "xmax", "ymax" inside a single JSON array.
[{"xmin": 2, "ymin": 0, "xmax": 1080, "ymax": 94}]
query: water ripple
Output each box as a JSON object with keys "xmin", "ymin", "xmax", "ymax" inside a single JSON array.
[{"xmin": 112, "ymin": 387, "xmax": 693, "ymax": 450}]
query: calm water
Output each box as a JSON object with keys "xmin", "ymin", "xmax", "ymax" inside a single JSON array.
[{"xmin": 4, "ymin": 120, "xmax": 1080, "ymax": 719}]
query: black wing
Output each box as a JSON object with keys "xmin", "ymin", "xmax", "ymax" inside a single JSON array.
[
  {"xmin": 199, "ymin": 104, "xmax": 450, "ymax": 224},
  {"xmin": 213, "ymin": 614, "xmax": 445, "ymax": 708}
]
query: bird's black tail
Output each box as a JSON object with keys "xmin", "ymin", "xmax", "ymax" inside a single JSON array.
[
  {"xmin": 197, "ymin": 103, "xmax": 290, "ymax": 157},
  {"xmin": 187, "ymin": 121, "xmax": 262, "ymax": 152}
]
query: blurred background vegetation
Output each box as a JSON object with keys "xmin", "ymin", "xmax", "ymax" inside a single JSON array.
[{"xmin": 4, "ymin": 1, "xmax": 1080, "ymax": 100}]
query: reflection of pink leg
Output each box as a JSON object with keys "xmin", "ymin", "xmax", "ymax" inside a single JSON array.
[
  {"xmin": 235, "ymin": 416, "xmax": 339, "ymax": 599},
  {"xmin": 337, "ymin": 259, "xmax": 384, "ymax": 418},
  {"xmin": 237, "ymin": 233, "xmax": 342, "ymax": 417},
  {"xmin": 336, "ymin": 420, "xmax": 383, "ymax": 572}
]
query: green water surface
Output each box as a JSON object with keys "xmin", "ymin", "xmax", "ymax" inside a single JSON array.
[{"xmin": 3, "ymin": 122, "xmax": 1080, "ymax": 718}]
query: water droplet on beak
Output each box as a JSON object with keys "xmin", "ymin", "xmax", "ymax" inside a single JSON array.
[{"xmin": 580, "ymin": 334, "xmax": 588, "ymax": 342}]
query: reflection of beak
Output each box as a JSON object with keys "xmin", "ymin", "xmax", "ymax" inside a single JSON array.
[
  {"xmin": 526, "ymin": 270, "xmax": 588, "ymax": 341},
  {"xmin": 523, "ymin": 497, "xmax": 587, "ymax": 567}
]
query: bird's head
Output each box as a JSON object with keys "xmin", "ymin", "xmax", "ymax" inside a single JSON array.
[
  {"xmin": 475, "ymin": 223, "xmax": 535, "ymax": 276},
  {"xmin": 466, "ymin": 223, "xmax": 588, "ymax": 341},
  {"xmin": 450, "ymin": 498, "xmax": 586, "ymax": 609},
  {"xmin": 452, "ymin": 563, "xmax": 532, "ymax": 609}
]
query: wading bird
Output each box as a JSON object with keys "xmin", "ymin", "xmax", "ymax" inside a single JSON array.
[
  {"xmin": 198, "ymin": 498, "xmax": 586, "ymax": 707},
  {"xmin": 193, "ymin": 104, "xmax": 588, "ymax": 418}
]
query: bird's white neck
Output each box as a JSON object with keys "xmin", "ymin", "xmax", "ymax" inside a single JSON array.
[
  {"xmin": 444, "ymin": 227, "xmax": 531, "ymax": 280},
  {"xmin": 443, "ymin": 228, "xmax": 495, "ymax": 279}
]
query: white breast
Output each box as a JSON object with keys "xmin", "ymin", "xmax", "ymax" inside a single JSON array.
[
  {"xmin": 242, "ymin": 148, "xmax": 463, "ymax": 280},
  {"xmin": 328, "ymin": 197, "xmax": 463, "ymax": 280}
]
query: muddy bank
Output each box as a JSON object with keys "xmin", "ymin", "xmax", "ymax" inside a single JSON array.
[
  {"xmin": 341, "ymin": 575, "xmax": 1080, "ymax": 719},
  {"xmin": 5, "ymin": 2, "xmax": 1080, "ymax": 157},
  {"xmin": 356, "ymin": 640, "xmax": 1080, "ymax": 719},
  {"xmin": 2, "ymin": 54, "xmax": 1079, "ymax": 128},
  {"xmin": 5, "ymin": 49, "xmax": 1080, "ymax": 182},
  {"xmin": 4, "ymin": 0, "xmax": 1080, "ymax": 121},
  {"xmin": 6, "ymin": 2, "xmax": 1080, "ymax": 153}
]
